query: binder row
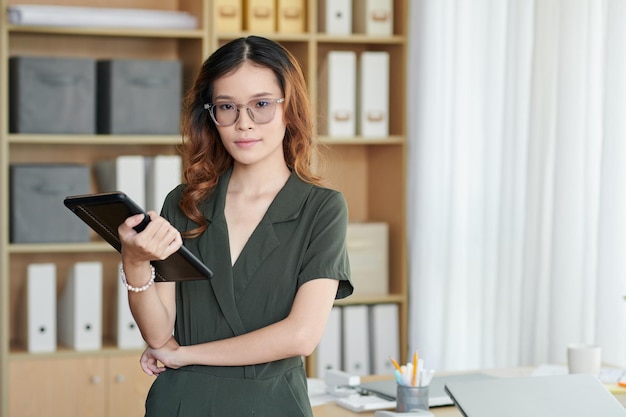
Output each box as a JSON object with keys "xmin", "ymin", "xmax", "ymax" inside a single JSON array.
[
  {"xmin": 216, "ymin": 0, "xmax": 394, "ymax": 36},
  {"xmin": 95, "ymin": 154, "xmax": 182, "ymax": 213},
  {"xmin": 320, "ymin": 50, "xmax": 391, "ymax": 138},
  {"xmin": 23, "ymin": 262, "xmax": 145, "ymax": 353},
  {"xmin": 316, "ymin": 303, "xmax": 400, "ymax": 378}
]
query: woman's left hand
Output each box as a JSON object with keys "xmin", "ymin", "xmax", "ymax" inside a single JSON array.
[{"xmin": 140, "ymin": 336, "xmax": 185, "ymax": 376}]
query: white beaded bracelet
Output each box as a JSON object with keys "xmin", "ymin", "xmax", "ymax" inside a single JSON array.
[{"xmin": 120, "ymin": 264, "xmax": 156, "ymax": 293}]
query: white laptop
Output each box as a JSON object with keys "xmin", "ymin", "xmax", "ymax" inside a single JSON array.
[
  {"xmin": 445, "ymin": 373, "xmax": 626, "ymax": 417},
  {"xmin": 358, "ymin": 373, "xmax": 494, "ymax": 407}
]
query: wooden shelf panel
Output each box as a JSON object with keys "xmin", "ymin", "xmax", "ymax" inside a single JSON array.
[
  {"xmin": 8, "ymin": 25, "xmax": 205, "ymax": 39},
  {"xmin": 9, "ymin": 242, "xmax": 113, "ymax": 253},
  {"xmin": 8, "ymin": 133, "xmax": 183, "ymax": 145},
  {"xmin": 9, "ymin": 342, "xmax": 145, "ymax": 360}
]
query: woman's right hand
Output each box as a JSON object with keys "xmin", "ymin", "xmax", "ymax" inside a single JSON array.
[{"xmin": 118, "ymin": 211, "xmax": 183, "ymax": 267}]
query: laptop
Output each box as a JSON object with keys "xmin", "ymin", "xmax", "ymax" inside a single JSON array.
[
  {"xmin": 358, "ymin": 373, "xmax": 494, "ymax": 407},
  {"xmin": 445, "ymin": 373, "xmax": 626, "ymax": 417}
]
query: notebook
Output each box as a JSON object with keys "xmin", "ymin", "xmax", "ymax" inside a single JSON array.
[
  {"xmin": 445, "ymin": 373, "xmax": 626, "ymax": 417},
  {"xmin": 358, "ymin": 373, "xmax": 494, "ymax": 407}
]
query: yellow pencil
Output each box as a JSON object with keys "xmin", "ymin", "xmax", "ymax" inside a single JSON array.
[
  {"xmin": 390, "ymin": 356, "xmax": 402, "ymax": 373},
  {"xmin": 412, "ymin": 350, "xmax": 418, "ymax": 386}
]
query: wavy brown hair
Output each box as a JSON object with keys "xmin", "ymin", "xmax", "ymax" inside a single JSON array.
[{"xmin": 179, "ymin": 36, "xmax": 322, "ymax": 238}]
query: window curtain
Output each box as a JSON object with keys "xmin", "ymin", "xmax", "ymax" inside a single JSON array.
[{"xmin": 407, "ymin": 0, "xmax": 626, "ymax": 371}]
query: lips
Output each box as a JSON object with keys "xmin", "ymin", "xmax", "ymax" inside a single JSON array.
[{"xmin": 234, "ymin": 138, "xmax": 261, "ymax": 148}]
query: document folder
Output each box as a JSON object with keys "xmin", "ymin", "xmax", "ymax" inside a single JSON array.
[
  {"xmin": 25, "ymin": 263, "xmax": 57, "ymax": 353},
  {"xmin": 64, "ymin": 191, "xmax": 213, "ymax": 282},
  {"xmin": 57, "ymin": 262, "xmax": 102, "ymax": 351}
]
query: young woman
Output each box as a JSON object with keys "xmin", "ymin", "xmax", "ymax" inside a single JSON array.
[{"xmin": 117, "ymin": 36, "xmax": 353, "ymax": 417}]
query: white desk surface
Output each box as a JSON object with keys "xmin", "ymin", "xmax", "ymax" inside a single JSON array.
[{"xmin": 312, "ymin": 367, "xmax": 626, "ymax": 417}]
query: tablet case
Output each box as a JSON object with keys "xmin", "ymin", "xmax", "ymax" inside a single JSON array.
[{"xmin": 64, "ymin": 191, "xmax": 213, "ymax": 282}]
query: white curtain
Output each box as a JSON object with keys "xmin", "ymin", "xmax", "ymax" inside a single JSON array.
[{"xmin": 408, "ymin": 0, "xmax": 626, "ymax": 371}]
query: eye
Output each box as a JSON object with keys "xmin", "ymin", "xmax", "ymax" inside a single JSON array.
[
  {"xmin": 217, "ymin": 102, "xmax": 236, "ymax": 111},
  {"xmin": 253, "ymin": 99, "xmax": 271, "ymax": 109}
]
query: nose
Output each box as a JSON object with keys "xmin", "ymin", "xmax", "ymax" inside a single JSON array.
[{"xmin": 235, "ymin": 106, "xmax": 255, "ymax": 130}]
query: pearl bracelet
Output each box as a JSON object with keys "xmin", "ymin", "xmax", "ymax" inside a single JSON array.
[{"xmin": 120, "ymin": 264, "xmax": 156, "ymax": 292}]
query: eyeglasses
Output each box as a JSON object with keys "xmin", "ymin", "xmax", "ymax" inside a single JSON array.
[{"xmin": 203, "ymin": 98, "xmax": 285, "ymax": 126}]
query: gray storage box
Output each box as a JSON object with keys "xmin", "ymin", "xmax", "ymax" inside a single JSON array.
[
  {"xmin": 97, "ymin": 59, "xmax": 182, "ymax": 134},
  {"xmin": 9, "ymin": 56, "xmax": 96, "ymax": 134},
  {"xmin": 10, "ymin": 164, "xmax": 91, "ymax": 243}
]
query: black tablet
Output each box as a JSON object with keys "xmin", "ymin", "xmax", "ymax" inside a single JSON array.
[{"xmin": 64, "ymin": 191, "xmax": 213, "ymax": 282}]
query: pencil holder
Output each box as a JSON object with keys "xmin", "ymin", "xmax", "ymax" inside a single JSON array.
[{"xmin": 396, "ymin": 384, "xmax": 429, "ymax": 412}]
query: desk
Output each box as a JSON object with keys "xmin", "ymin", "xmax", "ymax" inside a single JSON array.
[{"xmin": 312, "ymin": 368, "xmax": 626, "ymax": 417}]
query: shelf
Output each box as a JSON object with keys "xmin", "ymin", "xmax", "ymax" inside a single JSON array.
[
  {"xmin": 315, "ymin": 34, "xmax": 406, "ymax": 44},
  {"xmin": 8, "ymin": 242, "xmax": 113, "ymax": 254},
  {"xmin": 8, "ymin": 25, "xmax": 205, "ymax": 39},
  {"xmin": 7, "ymin": 134, "xmax": 183, "ymax": 145},
  {"xmin": 9, "ymin": 342, "xmax": 145, "ymax": 360},
  {"xmin": 320, "ymin": 135, "xmax": 405, "ymax": 145},
  {"xmin": 333, "ymin": 293, "xmax": 406, "ymax": 306}
]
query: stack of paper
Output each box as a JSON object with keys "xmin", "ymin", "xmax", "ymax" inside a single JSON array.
[{"xmin": 7, "ymin": 5, "xmax": 197, "ymax": 29}]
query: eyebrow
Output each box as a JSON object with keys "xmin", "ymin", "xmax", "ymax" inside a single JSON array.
[{"xmin": 213, "ymin": 92, "xmax": 279, "ymax": 101}]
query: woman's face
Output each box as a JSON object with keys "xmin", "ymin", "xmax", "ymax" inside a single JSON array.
[{"xmin": 211, "ymin": 62, "xmax": 287, "ymax": 168}]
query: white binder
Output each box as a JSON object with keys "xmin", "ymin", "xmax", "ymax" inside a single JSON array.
[
  {"xmin": 316, "ymin": 306, "xmax": 342, "ymax": 377},
  {"xmin": 359, "ymin": 51, "xmax": 390, "ymax": 138},
  {"xmin": 57, "ymin": 262, "xmax": 103, "ymax": 350},
  {"xmin": 320, "ymin": 51, "xmax": 356, "ymax": 137},
  {"xmin": 95, "ymin": 155, "xmax": 146, "ymax": 208},
  {"xmin": 25, "ymin": 263, "xmax": 57, "ymax": 353},
  {"xmin": 145, "ymin": 154, "xmax": 181, "ymax": 212},
  {"xmin": 369, "ymin": 303, "xmax": 399, "ymax": 374},
  {"xmin": 114, "ymin": 263, "xmax": 146, "ymax": 349},
  {"xmin": 342, "ymin": 304, "xmax": 370, "ymax": 376},
  {"xmin": 353, "ymin": 0, "xmax": 393, "ymax": 36},
  {"xmin": 319, "ymin": 0, "xmax": 351, "ymax": 35}
]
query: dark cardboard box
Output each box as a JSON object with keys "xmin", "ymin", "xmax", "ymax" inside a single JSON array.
[
  {"xmin": 10, "ymin": 164, "xmax": 91, "ymax": 243},
  {"xmin": 9, "ymin": 56, "xmax": 96, "ymax": 134},
  {"xmin": 97, "ymin": 59, "xmax": 182, "ymax": 134}
]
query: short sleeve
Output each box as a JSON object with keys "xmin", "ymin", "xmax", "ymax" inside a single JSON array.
[{"xmin": 297, "ymin": 190, "xmax": 353, "ymax": 300}]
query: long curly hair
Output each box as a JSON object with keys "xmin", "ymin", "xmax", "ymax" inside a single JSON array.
[{"xmin": 179, "ymin": 36, "xmax": 322, "ymax": 238}]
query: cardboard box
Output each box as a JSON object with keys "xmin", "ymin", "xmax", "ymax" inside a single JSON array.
[
  {"xmin": 10, "ymin": 164, "xmax": 90, "ymax": 243},
  {"xmin": 346, "ymin": 222, "xmax": 389, "ymax": 296},
  {"xmin": 9, "ymin": 56, "xmax": 96, "ymax": 133},
  {"xmin": 277, "ymin": 0, "xmax": 305, "ymax": 33},
  {"xmin": 97, "ymin": 59, "xmax": 182, "ymax": 134},
  {"xmin": 214, "ymin": 0, "xmax": 242, "ymax": 32},
  {"xmin": 244, "ymin": 0, "xmax": 275, "ymax": 32}
]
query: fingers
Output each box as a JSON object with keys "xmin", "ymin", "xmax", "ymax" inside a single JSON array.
[
  {"xmin": 120, "ymin": 212, "xmax": 182, "ymax": 261},
  {"xmin": 140, "ymin": 349, "xmax": 167, "ymax": 376}
]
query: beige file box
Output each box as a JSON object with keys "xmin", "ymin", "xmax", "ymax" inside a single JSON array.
[
  {"xmin": 277, "ymin": 0, "xmax": 305, "ymax": 33},
  {"xmin": 353, "ymin": 0, "xmax": 393, "ymax": 36},
  {"xmin": 359, "ymin": 51, "xmax": 390, "ymax": 138},
  {"xmin": 214, "ymin": 0, "xmax": 242, "ymax": 32},
  {"xmin": 244, "ymin": 0, "xmax": 275, "ymax": 32},
  {"xmin": 319, "ymin": 0, "xmax": 351, "ymax": 35},
  {"xmin": 346, "ymin": 222, "xmax": 389, "ymax": 296},
  {"xmin": 319, "ymin": 51, "xmax": 357, "ymax": 137}
]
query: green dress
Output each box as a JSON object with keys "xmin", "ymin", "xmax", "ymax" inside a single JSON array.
[{"xmin": 144, "ymin": 168, "xmax": 353, "ymax": 417}]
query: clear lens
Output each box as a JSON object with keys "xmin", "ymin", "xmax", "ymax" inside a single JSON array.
[{"xmin": 206, "ymin": 98, "xmax": 284, "ymax": 126}]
